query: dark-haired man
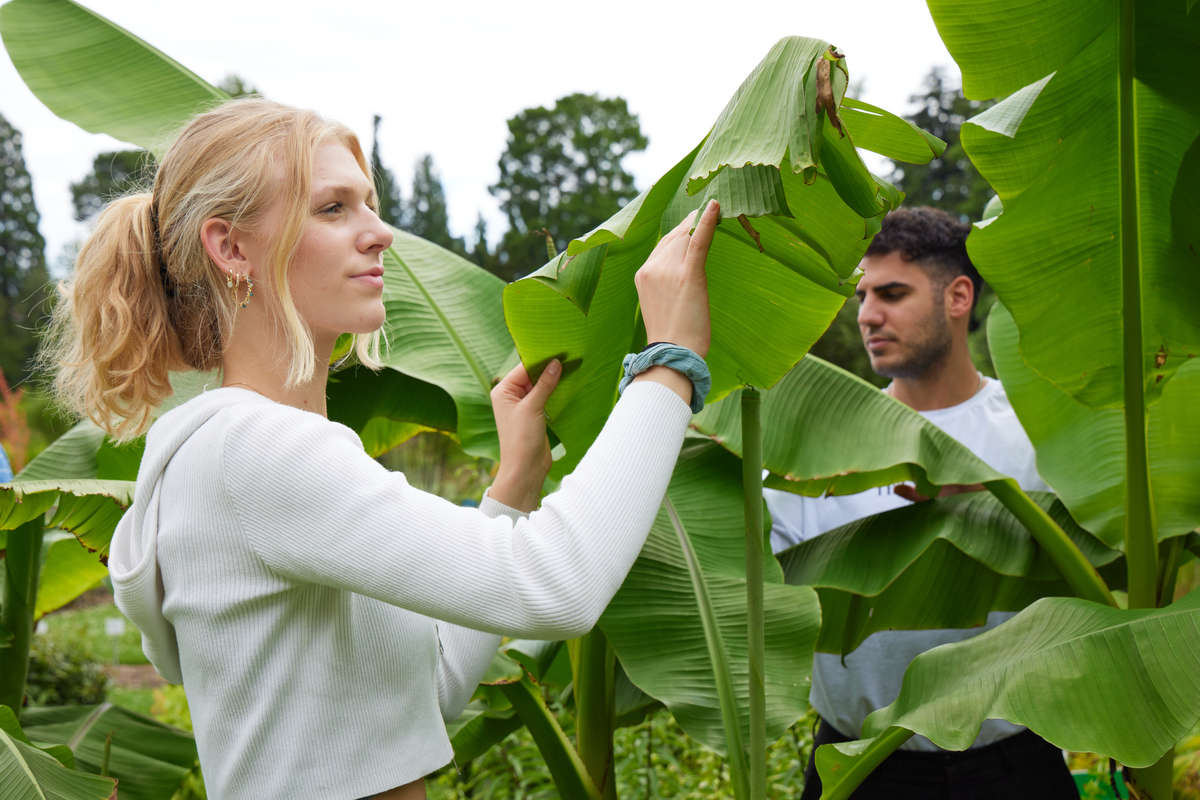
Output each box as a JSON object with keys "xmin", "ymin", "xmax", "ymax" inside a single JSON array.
[{"xmin": 769, "ymin": 207, "xmax": 1079, "ymax": 799}]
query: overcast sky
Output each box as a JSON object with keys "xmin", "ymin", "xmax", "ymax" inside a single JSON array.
[{"xmin": 1, "ymin": 0, "xmax": 961, "ymax": 273}]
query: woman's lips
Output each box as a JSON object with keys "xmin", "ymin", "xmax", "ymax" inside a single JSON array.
[{"xmin": 351, "ymin": 268, "xmax": 385, "ymax": 289}]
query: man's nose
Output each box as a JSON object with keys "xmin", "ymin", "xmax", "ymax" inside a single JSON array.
[{"xmin": 858, "ymin": 297, "xmax": 884, "ymax": 328}]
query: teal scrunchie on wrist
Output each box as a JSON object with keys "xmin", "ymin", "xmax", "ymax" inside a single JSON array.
[{"xmin": 618, "ymin": 343, "xmax": 711, "ymax": 414}]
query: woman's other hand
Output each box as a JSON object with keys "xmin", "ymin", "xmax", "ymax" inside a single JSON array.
[
  {"xmin": 631, "ymin": 198, "xmax": 719, "ymax": 404},
  {"xmin": 490, "ymin": 360, "xmax": 562, "ymax": 512}
]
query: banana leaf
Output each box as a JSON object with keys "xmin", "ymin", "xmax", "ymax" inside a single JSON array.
[
  {"xmin": 505, "ymin": 36, "xmax": 944, "ymax": 476},
  {"xmin": 940, "ymin": 0, "xmax": 1200, "ymax": 412},
  {"xmin": 990, "ymin": 304, "xmax": 1200, "ymax": 549},
  {"xmin": 860, "ymin": 587, "xmax": 1200, "ymax": 768},
  {"xmin": 692, "ymin": 355, "xmax": 1007, "ymax": 497},
  {"xmin": 777, "ymin": 491, "xmax": 1123, "ymax": 655},
  {"xmin": 0, "ymin": 707, "xmax": 115, "ymax": 800},
  {"xmin": 20, "ymin": 703, "xmax": 198, "ymax": 800},
  {"xmin": 0, "ymin": 0, "xmax": 227, "ymax": 153},
  {"xmin": 35, "ymin": 531, "xmax": 109, "ymax": 619},
  {"xmin": 599, "ymin": 440, "xmax": 820, "ymax": 757}
]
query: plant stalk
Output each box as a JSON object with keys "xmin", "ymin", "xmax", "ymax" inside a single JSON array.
[
  {"xmin": 574, "ymin": 627, "xmax": 617, "ymax": 800},
  {"xmin": 0, "ymin": 519, "xmax": 44, "ymax": 718},
  {"xmin": 1117, "ymin": 0, "xmax": 1158, "ymax": 614},
  {"xmin": 983, "ymin": 479, "xmax": 1117, "ymax": 607},
  {"xmin": 499, "ymin": 676, "xmax": 604, "ymax": 800},
  {"xmin": 741, "ymin": 388, "xmax": 766, "ymax": 800}
]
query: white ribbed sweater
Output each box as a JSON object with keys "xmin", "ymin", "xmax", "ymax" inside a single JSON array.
[{"xmin": 109, "ymin": 381, "xmax": 691, "ymax": 800}]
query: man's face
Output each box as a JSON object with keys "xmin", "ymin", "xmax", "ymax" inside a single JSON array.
[{"xmin": 855, "ymin": 251, "xmax": 951, "ymax": 379}]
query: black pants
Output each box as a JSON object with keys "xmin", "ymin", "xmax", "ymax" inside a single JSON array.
[{"xmin": 799, "ymin": 719, "xmax": 1080, "ymax": 800}]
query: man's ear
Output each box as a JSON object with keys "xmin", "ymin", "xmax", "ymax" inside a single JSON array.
[
  {"xmin": 200, "ymin": 217, "xmax": 251, "ymax": 279},
  {"xmin": 946, "ymin": 274, "xmax": 975, "ymax": 321}
]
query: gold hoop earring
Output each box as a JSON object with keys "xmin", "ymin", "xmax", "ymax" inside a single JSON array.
[{"xmin": 228, "ymin": 271, "xmax": 254, "ymax": 309}]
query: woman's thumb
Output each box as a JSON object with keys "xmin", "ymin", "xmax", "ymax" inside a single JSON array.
[{"xmin": 525, "ymin": 359, "xmax": 562, "ymax": 408}]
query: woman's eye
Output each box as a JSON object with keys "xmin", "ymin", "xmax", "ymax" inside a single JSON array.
[{"xmin": 319, "ymin": 202, "xmax": 343, "ymax": 215}]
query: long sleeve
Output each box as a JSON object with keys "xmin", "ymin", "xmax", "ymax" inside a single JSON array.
[
  {"xmin": 223, "ymin": 380, "xmax": 692, "ymax": 641},
  {"xmin": 434, "ymin": 492, "xmax": 525, "ymax": 722}
]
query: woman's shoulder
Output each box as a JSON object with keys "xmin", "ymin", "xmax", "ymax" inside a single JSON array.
[{"xmin": 151, "ymin": 388, "xmax": 363, "ymax": 465}]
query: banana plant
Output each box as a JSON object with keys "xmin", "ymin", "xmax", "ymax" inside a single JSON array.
[
  {"xmin": 807, "ymin": 0, "xmax": 1200, "ymax": 797},
  {"xmin": 500, "ymin": 35, "xmax": 945, "ymax": 800}
]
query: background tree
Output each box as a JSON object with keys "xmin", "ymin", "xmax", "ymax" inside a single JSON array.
[
  {"xmin": 216, "ymin": 73, "xmax": 259, "ymax": 98},
  {"xmin": 371, "ymin": 115, "xmax": 403, "ymax": 227},
  {"xmin": 70, "ymin": 149, "xmax": 156, "ymax": 221},
  {"xmin": 886, "ymin": 67, "xmax": 995, "ymax": 222},
  {"xmin": 401, "ymin": 154, "xmax": 466, "ymax": 256},
  {"xmin": 489, "ymin": 93, "xmax": 647, "ymax": 281},
  {"xmin": 0, "ymin": 111, "xmax": 49, "ymax": 386}
]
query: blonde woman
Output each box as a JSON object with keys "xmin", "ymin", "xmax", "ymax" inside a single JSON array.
[{"xmin": 46, "ymin": 98, "xmax": 718, "ymax": 800}]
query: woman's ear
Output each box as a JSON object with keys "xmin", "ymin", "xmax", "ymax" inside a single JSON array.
[
  {"xmin": 946, "ymin": 274, "xmax": 975, "ymax": 321},
  {"xmin": 200, "ymin": 218, "xmax": 251, "ymax": 279}
]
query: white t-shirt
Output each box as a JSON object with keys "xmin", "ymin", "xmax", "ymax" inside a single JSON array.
[{"xmin": 766, "ymin": 377, "xmax": 1050, "ymax": 751}]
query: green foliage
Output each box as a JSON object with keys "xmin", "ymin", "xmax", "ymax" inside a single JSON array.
[
  {"xmin": 402, "ymin": 154, "xmax": 467, "ymax": 255},
  {"xmin": 430, "ymin": 707, "xmax": 819, "ymax": 800},
  {"xmin": 0, "ymin": 110, "xmax": 49, "ymax": 385},
  {"xmin": 490, "ymin": 93, "xmax": 647, "ymax": 281},
  {"xmin": 37, "ymin": 603, "xmax": 149, "ymax": 666},
  {"xmin": 70, "ymin": 149, "xmax": 156, "ymax": 221},
  {"xmin": 26, "ymin": 635, "xmax": 109, "ymax": 707},
  {"xmin": 885, "ymin": 67, "xmax": 996, "ymax": 221},
  {"xmin": 371, "ymin": 114, "xmax": 403, "ymax": 227}
]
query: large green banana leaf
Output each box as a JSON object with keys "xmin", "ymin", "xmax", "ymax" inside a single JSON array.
[
  {"xmin": 20, "ymin": 704, "xmax": 198, "ymax": 800},
  {"xmin": 693, "ymin": 355, "xmax": 1007, "ymax": 497},
  {"xmin": 375, "ymin": 229, "xmax": 516, "ymax": 460},
  {"xmin": 599, "ymin": 440, "xmax": 821, "ymax": 758},
  {"xmin": 505, "ymin": 37, "xmax": 944, "ymax": 476},
  {"xmin": 0, "ymin": 707, "xmax": 115, "ymax": 800},
  {"xmin": 990, "ymin": 304, "xmax": 1200, "ymax": 548},
  {"xmin": 35, "ymin": 532, "xmax": 109, "ymax": 619},
  {"xmin": 936, "ymin": 0, "xmax": 1200, "ymax": 411},
  {"xmin": 862, "ymin": 587, "xmax": 1200, "ymax": 768},
  {"xmin": 0, "ymin": 0, "xmax": 227, "ymax": 152},
  {"xmin": 776, "ymin": 491, "xmax": 1123, "ymax": 654}
]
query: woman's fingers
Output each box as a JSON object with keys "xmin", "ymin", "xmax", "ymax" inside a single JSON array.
[{"xmin": 687, "ymin": 199, "xmax": 720, "ymax": 264}]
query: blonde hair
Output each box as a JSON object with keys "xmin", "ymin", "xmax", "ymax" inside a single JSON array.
[{"xmin": 42, "ymin": 98, "xmax": 384, "ymax": 441}]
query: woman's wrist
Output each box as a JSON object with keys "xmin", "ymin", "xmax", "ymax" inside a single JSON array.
[
  {"xmin": 489, "ymin": 468, "xmax": 543, "ymax": 513},
  {"xmin": 631, "ymin": 366, "xmax": 694, "ymax": 408}
]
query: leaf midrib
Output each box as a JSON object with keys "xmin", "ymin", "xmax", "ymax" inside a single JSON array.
[{"xmin": 390, "ymin": 248, "xmax": 493, "ymax": 395}]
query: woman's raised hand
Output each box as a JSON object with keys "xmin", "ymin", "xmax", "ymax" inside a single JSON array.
[
  {"xmin": 489, "ymin": 360, "xmax": 562, "ymax": 512},
  {"xmin": 635, "ymin": 199, "xmax": 718, "ymax": 357},
  {"xmin": 630, "ymin": 199, "xmax": 719, "ymax": 404}
]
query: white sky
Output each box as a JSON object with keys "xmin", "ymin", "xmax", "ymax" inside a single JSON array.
[{"xmin": 0, "ymin": 0, "xmax": 960, "ymax": 274}]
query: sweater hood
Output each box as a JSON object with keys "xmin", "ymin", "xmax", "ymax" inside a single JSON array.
[{"xmin": 110, "ymin": 388, "xmax": 268, "ymax": 684}]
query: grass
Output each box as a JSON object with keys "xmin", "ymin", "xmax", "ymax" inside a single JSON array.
[{"xmin": 39, "ymin": 602, "xmax": 148, "ymax": 666}]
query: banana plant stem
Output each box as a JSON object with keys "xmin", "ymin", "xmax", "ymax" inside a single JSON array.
[
  {"xmin": 573, "ymin": 627, "xmax": 617, "ymax": 800},
  {"xmin": 1117, "ymin": 0, "xmax": 1158, "ymax": 614},
  {"xmin": 741, "ymin": 388, "xmax": 766, "ymax": 800},
  {"xmin": 983, "ymin": 480, "xmax": 1117, "ymax": 608},
  {"xmin": 0, "ymin": 519, "xmax": 45, "ymax": 718},
  {"xmin": 499, "ymin": 677, "xmax": 604, "ymax": 800}
]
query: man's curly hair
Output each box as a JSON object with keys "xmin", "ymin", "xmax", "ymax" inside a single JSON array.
[{"xmin": 865, "ymin": 207, "xmax": 986, "ymax": 331}]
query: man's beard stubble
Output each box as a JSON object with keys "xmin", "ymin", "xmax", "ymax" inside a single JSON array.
[{"xmin": 868, "ymin": 306, "xmax": 953, "ymax": 380}]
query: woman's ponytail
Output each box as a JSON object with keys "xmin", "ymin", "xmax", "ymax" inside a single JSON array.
[{"xmin": 41, "ymin": 193, "xmax": 182, "ymax": 441}]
